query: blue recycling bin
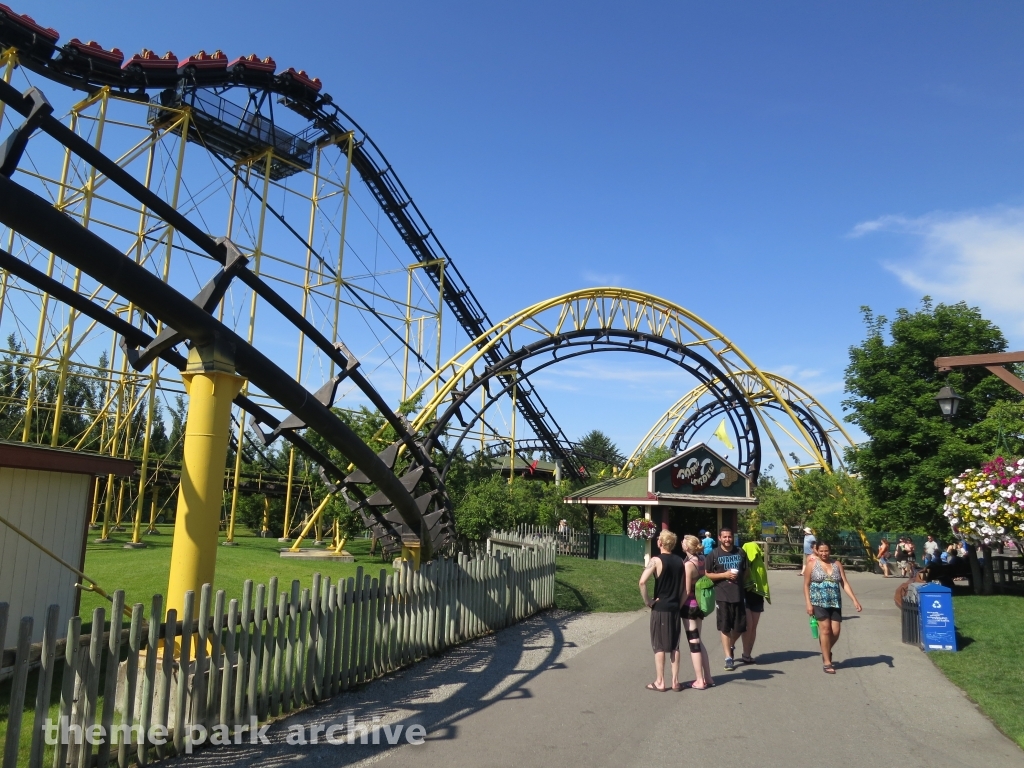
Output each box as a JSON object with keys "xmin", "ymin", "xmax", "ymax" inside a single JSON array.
[{"xmin": 917, "ymin": 582, "xmax": 957, "ymax": 652}]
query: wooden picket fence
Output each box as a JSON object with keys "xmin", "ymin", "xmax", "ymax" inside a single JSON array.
[
  {"xmin": 516, "ymin": 523, "xmax": 590, "ymax": 557},
  {"xmin": 0, "ymin": 542, "xmax": 555, "ymax": 768}
]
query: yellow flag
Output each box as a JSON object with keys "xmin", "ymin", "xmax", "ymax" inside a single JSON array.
[{"xmin": 713, "ymin": 418, "xmax": 735, "ymax": 451}]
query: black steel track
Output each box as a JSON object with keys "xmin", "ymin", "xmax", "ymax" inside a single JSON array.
[
  {"xmin": 418, "ymin": 330, "xmax": 762, "ymax": 483},
  {"xmin": 0, "ymin": 9, "xmax": 584, "ymax": 479},
  {"xmin": 670, "ymin": 396, "xmax": 833, "ymax": 470}
]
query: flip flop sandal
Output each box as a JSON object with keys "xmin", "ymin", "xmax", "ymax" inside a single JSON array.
[
  {"xmin": 822, "ymin": 664, "xmax": 836, "ymax": 674},
  {"xmin": 689, "ymin": 682, "xmax": 711, "ymax": 690},
  {"xmin": 672, "ymin": 684, "xmax": 684, "ymax": 692},
  {"xmin": 646, "ymin": 682, "xmax": 668, "ymax": 691}
]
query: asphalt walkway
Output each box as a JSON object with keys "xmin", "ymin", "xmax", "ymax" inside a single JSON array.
[{"xmin": 175, "ymin": 570, "xmax": 1023, "ymax": 768}]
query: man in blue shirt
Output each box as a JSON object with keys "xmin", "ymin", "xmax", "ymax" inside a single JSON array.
[{"xmin": 701, "ymin": 531, "xmax": 715, "ymax": 556}]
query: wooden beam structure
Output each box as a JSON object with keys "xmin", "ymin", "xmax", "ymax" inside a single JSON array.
[{"xmin": 934, "ymin": 351, "xmax": 1024, "ymax": 396}]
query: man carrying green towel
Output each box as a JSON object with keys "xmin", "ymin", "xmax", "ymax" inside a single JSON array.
[{"xmin": 739, "ymin": 541, "xmax": 770, "ymax": 664}]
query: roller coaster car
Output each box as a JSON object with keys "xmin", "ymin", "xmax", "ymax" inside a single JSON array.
[
  {"xmin": 227, "ymin": 54, "xmax": 276, "ymax": 86},
  {"xmin": 0, "ymin": 4, "xmax": 59, "ymax": 59},
  {"xmin": 122, "ymin": 49, "xmax": 179, "ymax": 88},
  {"xmin": 177, "ymin": 49, "xmax": 229, "ymax": 85},
  {"xmin": 60, "ymin": 38, "xmax": 124, "ymax": 77},
  {"xmin": 278, "ymin": 67, "xmax": 322, "ymax": 101}
]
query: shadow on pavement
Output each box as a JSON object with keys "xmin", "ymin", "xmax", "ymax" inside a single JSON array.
[
  {"xmin": 746, "ymin": 650, "xmax": 819, "ymax": 665},
  {"xmin": 836, "ymin": 654, "xmax": 895, "ymax": 669},
  {"xmin": 176, "ymin": 610, "xmax": 581, "ymax": 767}
]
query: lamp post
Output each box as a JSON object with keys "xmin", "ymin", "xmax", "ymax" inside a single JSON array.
[{"xmin": 934, "ymin": 385, "xmax": 963, "ymax": 421}]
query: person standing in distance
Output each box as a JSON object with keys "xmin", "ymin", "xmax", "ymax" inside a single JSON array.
[
  {"xmin": 639, "ymin": 530, "xmax": 684, "ymax": 691},
  {"xmin": 877, "ymin": 537, "xmax": 891, "ymax": 578},
  {"xmin": 803, "ymin": 540, "xmax": 862, "ymax": 674},
  {"xmin": 704, "ymin": 527, "xmax": 748, "ymax": 670},
  {"xmin": 923, "ymin": 535, "xmax": 940, "ymax": 566},
  {"xmin": 800, "ymin": 527, "xmax": 816, "ymax": 576},
  {"xmin": 701, "ymin": 530, "xmax": 715, "ymax": 556}
]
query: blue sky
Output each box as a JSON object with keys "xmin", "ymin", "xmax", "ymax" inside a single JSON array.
[{"xmin": 16, "ymin": 1, "xmax": 1024, "ymax": 466}]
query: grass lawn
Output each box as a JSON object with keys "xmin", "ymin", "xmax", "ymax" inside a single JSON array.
[
  {"xmin": 78, "ymin": 526, "xmax": 391, "ymax": 625},
  {"xmin": 554, "ymin": 556, "xmax": 645, "ymax": 612},
  {"xmin": 929, "ymin": 593, "xmax": 1024, "ymax": 749}
]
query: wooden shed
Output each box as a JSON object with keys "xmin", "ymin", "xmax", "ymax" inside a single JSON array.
[{"xmin": 0, "ymin": 442, "xmax": 134, "ymax": 649}]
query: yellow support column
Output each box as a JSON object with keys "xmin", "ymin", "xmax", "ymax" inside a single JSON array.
[{"xmin": 165, "ymin": 346, "xmax": 245, "ymax": 620}]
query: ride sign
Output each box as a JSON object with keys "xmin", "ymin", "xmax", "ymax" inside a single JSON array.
[{"xmin": 648, "ymin": 444, "xmax": 753, "ymax": 502}]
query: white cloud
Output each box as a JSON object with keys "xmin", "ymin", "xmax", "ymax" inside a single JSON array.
[
  {"xmin": 850, "ymin": 205, "xmax": 1024, "ymax": 335},
  {"xmin": 581, "ymin": 270, "xmax": 626, "ymax": 286},
  {"xmin": 770, "ymin": 365, "xmax": 844, "ymax": 395}
]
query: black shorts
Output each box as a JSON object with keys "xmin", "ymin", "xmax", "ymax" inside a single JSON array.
[
  {"xmin": 812, "ymin": 605, "xmax": 842, "ymax": 622},
  {"xmin": 716, "ymin": 601, "xmax": 747, "ymax": 634},
  {"xmin": 744, "ymin": 591, "xmax": 765, "ymax": 613},
  {"xmin": 650, "ymin": 609, "xmax": 681, "ymax": 653},
  {"xmin": 681, "ymin": 603, "xmax": 705, "ymax": 620}
]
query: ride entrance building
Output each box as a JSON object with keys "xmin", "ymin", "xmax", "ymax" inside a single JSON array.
[{"xmin": 563, "ymin": 444, "xmax": 757, "ymax": 558}]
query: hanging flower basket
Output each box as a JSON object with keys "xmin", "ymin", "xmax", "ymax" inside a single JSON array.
[
  {"xmin": 627, "ymin": 518, "xmax": 658, "ymax": 541},
  {"xmin": 943, "ymin": 456, "xmax": 1024, "ymax": 546}
]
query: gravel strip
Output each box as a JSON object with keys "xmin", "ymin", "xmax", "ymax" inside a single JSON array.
[{"xmin": 172, "ymin": 609, "xmax": 644, "ymax": 767}]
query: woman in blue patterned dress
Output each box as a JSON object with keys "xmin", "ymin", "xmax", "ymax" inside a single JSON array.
[{"xmin": 803, "ymin": 541, "xmax": 862, "ymax": 674}]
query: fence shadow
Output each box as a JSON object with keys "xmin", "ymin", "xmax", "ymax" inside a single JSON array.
[{"xmin": 176, "ymin": 609, "xmax": 577, "ymax": 767}]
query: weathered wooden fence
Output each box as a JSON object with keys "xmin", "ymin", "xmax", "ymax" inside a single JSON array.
[
  {"xmin": 0, "ymin": 543, "xmax": 555, "ymax": 768},
  {"xmin": 516, "ymin": 524, "xmax": 590, "ymax": 557}
]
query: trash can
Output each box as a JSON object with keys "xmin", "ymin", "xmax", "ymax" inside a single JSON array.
[
  {"xmin": 917, "ymin": 582, "xmax": 957, "ymax": 651},
  {"xmin": 901, "ymin": 584, "xmax": 920, "ymax": 645}
]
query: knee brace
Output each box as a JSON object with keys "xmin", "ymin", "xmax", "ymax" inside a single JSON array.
[{"xmin": 685, "ymin": 627, "xmax": 701, "ymax": 653}]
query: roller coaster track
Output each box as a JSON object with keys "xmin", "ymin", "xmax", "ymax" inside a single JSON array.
[
  {"xmin": 0, "ymin": 79, "xmax": 456, "ymax": 557},
  {"xmin": 0, "ymin": 5, "xmax": 583, "ymax": 479}
]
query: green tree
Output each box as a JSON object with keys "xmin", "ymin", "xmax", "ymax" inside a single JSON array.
[
  {"xmin": 629, "ymin": 445, "xmax": 673, "ymax": 475},
  {"xmin": 577, "ymin": 429, "xmax": 623, "ymax": 479},
  {"xmin": 844, "ymin": 299, "xmax": 1015, "ymax": 533},
  {"xmin": 790, "ymin": 470, "xmax": 869, "ymax": 545},
  {"xmin": 746, "ymin": 474, "xmax": 801, "ymax": 539},
  {"xmin": 971, "ymin": 399, "xmax": 1024, "ymax": 459}
]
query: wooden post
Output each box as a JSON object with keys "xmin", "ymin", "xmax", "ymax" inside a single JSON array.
[
  {"xmin": 117, "ymin": 604, "xmax": 144, "ymax": 768},
  {"xmin": 29, "ymin": 605, "xmax": 60, "ymax": 768},
  {"xmin": 219, "ymin": 601, "xmax": 237, "ymax": 729},
  {"xmin": 173, "ymin": 592, "xmax": 194, "ymax": 756},
  {"xmin": 206, "ymin": 591, "xmax": 225, "ymax": 730},
  {"xmin": 2, "ymin": 616, "xmax": 32, "ymax": 768},
  {"xmin": 192, "ymin": 585, "xmax": 211, "ymax": 730}
]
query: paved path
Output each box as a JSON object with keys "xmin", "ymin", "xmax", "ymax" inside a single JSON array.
[{"xmin": 176, "ymin": 570, "xmax": 1022, "ymax": 768}]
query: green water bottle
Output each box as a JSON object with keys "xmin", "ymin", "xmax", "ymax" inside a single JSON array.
[{"xmin": 809, "ymin": 615, "xmax": 819, "ymax": 639}]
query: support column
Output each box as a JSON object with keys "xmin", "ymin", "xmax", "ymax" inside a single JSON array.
[{"xmin": 165, "ymin": 344, "xmax": 245, "ymax": 620}]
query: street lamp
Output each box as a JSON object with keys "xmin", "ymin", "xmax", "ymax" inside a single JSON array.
[{"xmin": 934, "ymin": 385, "xmax": 963, "ymax": 420}]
